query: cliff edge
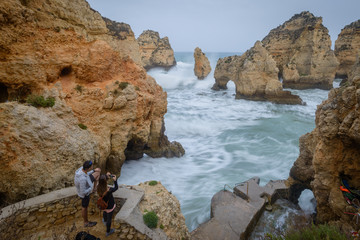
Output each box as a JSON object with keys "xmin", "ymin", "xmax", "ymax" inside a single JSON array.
[
  {"xmin": 289, "ymin": 52, "xmax": 360, "ymax": 231},
  {"xmin": 0, "ymin": 0, "xmax": 184, "ymax": 205}
]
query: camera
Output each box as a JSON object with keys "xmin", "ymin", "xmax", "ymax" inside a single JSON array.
[{"xmin": 108, "ymin": 174, "xmax": 115, "ymax": 178}]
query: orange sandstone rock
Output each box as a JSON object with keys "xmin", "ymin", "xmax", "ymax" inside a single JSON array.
[
  {"xmin": 137, "ymin": 30, "xmax": 176, "ymax": 70},
  {"xmin": 262, "ymin": 11, "xmax": 339, "ymax": 90},
  {"xmin": 289, "ymin": 54, "xmax": 360, "ymax": 230},
  {"xmin": 213, "ymin": 41, "xmax": 303, "ymax": 105},
  {"xmin": 0, "ymin": 0, "xmax": 184, "ymax": 205},
  {"xmin": 335, "ymin": 20, "xmax": 360, "ymax": 79},
  {"xmin": 194, "ymin": 47, "xmax": 211, "ymax": 80}
]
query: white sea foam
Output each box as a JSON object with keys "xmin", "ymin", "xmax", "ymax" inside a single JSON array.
[{"xmin": 119, "ymin": 52, "xmax": 335, "ymax": 231}]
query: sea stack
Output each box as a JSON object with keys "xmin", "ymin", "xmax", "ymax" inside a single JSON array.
[
  {"xmin": 262, "ymin": 11, "xmax": 339, "ymax": 90},
  {"xmin": 334, "ymin": 19, "xmax": 360, "ymax": 79},
  {"xmin": 194, "ymin": 47, "xmax": 211, "ymax": 79},
  {"xmin": 288, "ymin": 54, "xmax": 360, "ymax": 230},
  {"xmin": 0, "ymin": 0, "xmax": 184, "ymax": 205},
  {"xmin": 137, "ymin": 30, "xmax": 176, "ymax": 70},
  {"xmin": 213, "ymin": 41, "xmax": 303, "ymax": 105}
]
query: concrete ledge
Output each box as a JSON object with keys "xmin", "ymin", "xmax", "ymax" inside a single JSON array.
[
  {"xmin": 114, "ymin": 185, "xmax": 168, "ymax": 240},
  {"xmin": 191, "ymin": 177, "xmax": 290, "ymax": 240},
  {"xmin": 0, "ymin": 187, "xmax": 78, "ymax": 220}
]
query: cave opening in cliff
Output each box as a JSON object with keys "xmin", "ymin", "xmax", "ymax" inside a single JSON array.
[
  {"xmin": 124, "ymin": 138, "xmax": 145, "ymax": 160},
  {"xmin": 0, "ymin": 83, "xmax": 8, "ymax": 103},
  {"xmin": 60, "ymin": 66, "xmax": 72, "ymax": 77},
  {"xmin": 278, "ymin": 72, "xmax": 283, "ymax": 82}
]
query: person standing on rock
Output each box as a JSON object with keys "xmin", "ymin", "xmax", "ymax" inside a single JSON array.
[
  {"xmin": 74, "ymin": 160, "xmax": 101, "ymax": 227},
  {"xmin": 97, "ymin": 173, "xmax": 118, "ymax": 237}
]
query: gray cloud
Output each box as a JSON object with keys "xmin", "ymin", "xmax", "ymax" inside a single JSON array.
[{"xmin": 87, "ymin": 0, "xmax": 360, "ymax": 52}]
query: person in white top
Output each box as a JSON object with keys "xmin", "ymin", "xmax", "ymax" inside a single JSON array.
[{"xmin": 74, "ymin": 160, "xmax": 101, "ymax": 227}]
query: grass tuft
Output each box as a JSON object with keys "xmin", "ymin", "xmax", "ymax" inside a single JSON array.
[
  {"xmin": 78, "ymin": 123, "xmax": 87, "ymax": 130},
  {"xmin": 118, "ymin": 82, "xmax": 129, "ymax": 90},
  {"xmin": 143, "ymin": 211, "xmax": 158, "ymax": 228},
  {"xmin": 26, "ymin": 95, "xmax": 55, "ymax": 108},
  {"xmin": 149, "ymin": 181, "xmax": 158, "ymax": 186},
  {"xmin": 264, "ymin": 224, "xmax": 349, "ymax": 240}
]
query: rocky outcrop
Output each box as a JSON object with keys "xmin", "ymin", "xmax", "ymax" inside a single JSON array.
[
  {"xmin": 334, "ymin": 20, "xmax": 360, "ymax": 79},
  {"xmin": 213, "ymin": 41, "xmax": 303, "ymax": 105},
  {"xmin": 0, "ymin": 0, "xmax": 184, "ymax": 205},
  {"xmin": 194, "ymin": 47, "xmax": 211, "ymax": 79},
  {"xmin": 0, "ymin": 101, "xmax": 100, "ymax": 204},
  {"xmin": 137, "ymin": 30, "xmax": 176, "ymax": 70},
  {"xmin": 262, "ymin": 11, "xmax": 339, "ymax": 90},
  {"xmin": 137, "ymin": 181, "xmax": 190, "ymax": 240},
  {"xmin": 289, "ymin": 54, "xmax": 360, "ymax": 231}
]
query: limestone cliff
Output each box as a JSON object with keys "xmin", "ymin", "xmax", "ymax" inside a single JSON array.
[
  {"xmin": 137, "ymin": 30, "xmax": 176, "ymax": 70},
  {"xmin": 289, "ymin": 54, "xmax": 360, "ymax": 231},
  {"xmin": 0, "ymin": 0, "xmax": 184, "ymax": 205},
  {"xmin": 262, "ymin": 11, "xmax": 339, "ymax": 90},
  {"xmin": 194, "ymin": 47, "xmax": 211, "ymax": 79},
  {"xmin": 213, "ymin": 41, "xmax": 303, "ymax": 105},
  {"xmin": 334, "ymin": 20, "xmax": 360, "ymax": 79}
]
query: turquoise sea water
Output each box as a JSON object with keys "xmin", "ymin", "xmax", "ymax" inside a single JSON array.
[{"xmin": 119, "ymin": 52, "xmax": 340, "ymax": 232}]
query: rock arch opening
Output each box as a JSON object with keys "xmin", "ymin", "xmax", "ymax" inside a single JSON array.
[
  {"xmin": 0, "ymin": 83, "xmax": 8, "ymax": 103},
  {"xmin": 278, "ymin": 72, "xmax": 283, "ymax": 83},
  {"xmin": 298, "ymin": 189, "xmax": 316, "ymax": 214},
  {"xmin": 60, "ymin": 66, "xmax": 72, "ymax": 77}
]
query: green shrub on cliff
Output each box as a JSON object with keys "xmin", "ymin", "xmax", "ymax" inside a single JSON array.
[
  {"xmin": 78, "ymin": 123, "xmax": 87, "ymax": 130},
  {"xmin": 26, "ymin": 95, "xmax": 55, "ymax": 108},
  {"xmin": 264, "ymin": 224, "xmax": 348, "ymax": 240},
  {"xmin": 118, "ymin": 82, "xmax": 129, "ymax": 90},
  {"xmin": 149, "ymin": 180, "xmax": 158, "ymax": 186},
  {"xmin": 143, "ymin": 211, "xmax": 158, "ymax": 228}
]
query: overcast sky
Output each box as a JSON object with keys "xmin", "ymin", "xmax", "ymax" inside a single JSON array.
[{"xmin": 86, "ymin": 0, "xmax": 360, "ymax": 52}]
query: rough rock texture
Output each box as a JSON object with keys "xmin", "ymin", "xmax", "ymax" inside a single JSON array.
[
  {"xmin": 137, "ymin": 181, "xmax": 190, "ymax": 240},
  {"xmin": 0, "ymin": 0, "xmax": 184, "ymax": 205},
  {"xmin": 262, "ymin": 11, "xmax": 339, "ymax": 90},
  {"xmin": 194, "ymin": 47, "xmax": 211, "ymax": 79},
  {"xmin": 334, "ymin": 20, "xmax": 360, "ymax": 79},
  {"xmin": 0, "ymin": 101, "xmax": 100, "ymax": 204},
  {"xmin": 213, "ymin": 41, "xmax": 303, "ymax": 105},
  {"xmin": 137, "ymin": 30, "xmax": 176, "ymax": 70},
  {"xmin": 289, "ymin": 54, "xmax": 360, "ymax": 231}
]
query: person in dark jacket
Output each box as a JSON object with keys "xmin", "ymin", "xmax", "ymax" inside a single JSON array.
[{"xmin": 97, "ymin": 173, "xmax": 118, "ymax": 237}]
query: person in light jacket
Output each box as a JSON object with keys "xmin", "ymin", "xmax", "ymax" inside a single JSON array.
[{"xmin": 74, "ymin": 160, "xmax": 101, "ymax": 227}]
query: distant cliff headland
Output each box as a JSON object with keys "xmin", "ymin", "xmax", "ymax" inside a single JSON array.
[{"xmin": 0, "ymin": 0, "xmax": 360, "ymax": 239}]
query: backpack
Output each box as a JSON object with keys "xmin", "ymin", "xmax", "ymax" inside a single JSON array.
[
  {"xmin": 97, "ymin": 190, "xmax": 109, "ymax": 210},
  {"xmin": 75, "ymin": 231, "xmax": 100, "ymax": 240}
]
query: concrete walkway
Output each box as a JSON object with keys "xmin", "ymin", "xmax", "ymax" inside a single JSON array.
[
  {"xmin": 0, "ymin": 185, "xmax": 168, "ymax": 240},
  {"xmin": 191, "ymin": 177, "xmax": 289, "ymax": 240}
]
